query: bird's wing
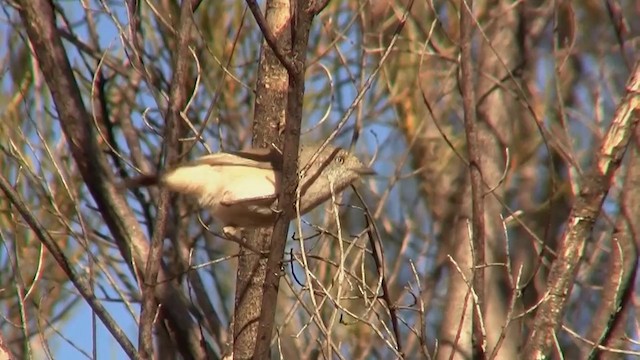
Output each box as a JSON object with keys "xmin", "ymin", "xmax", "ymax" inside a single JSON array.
[
  {"xmin": 191, "ymin": 148, "xmax": 281, "ymax": 170},
  {"xmin": 220, "ymin": 191, "xmax": 277, "ymax": 207}
]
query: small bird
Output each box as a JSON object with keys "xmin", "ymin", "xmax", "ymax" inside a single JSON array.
[{"xmin": 124, "ymin": 144, "xmax": 374, "ymax": 228}]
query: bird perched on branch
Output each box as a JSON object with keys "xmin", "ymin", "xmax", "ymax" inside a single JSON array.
[{"xmin": 123, "ymin": 144, "xmax": 374, "ymax": 229}]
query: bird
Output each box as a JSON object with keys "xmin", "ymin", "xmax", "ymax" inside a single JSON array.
[{"xmin": 123, "ymin": 144, "xmax": 374, "ymax": 228}]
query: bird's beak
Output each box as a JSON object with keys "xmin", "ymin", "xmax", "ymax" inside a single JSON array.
[{"xmin": 355, "ymin": 166, "xmax": 376, "ymax": 176}]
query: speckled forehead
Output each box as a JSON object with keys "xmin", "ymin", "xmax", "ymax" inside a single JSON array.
[{"xmin": 316, "ymin": 147, "xmax": 344, "ymax": 166}]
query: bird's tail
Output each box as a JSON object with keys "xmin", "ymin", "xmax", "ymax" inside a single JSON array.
[{"xmin": 119, "ymin": 174, "xmax": 161, "ymax": 188}]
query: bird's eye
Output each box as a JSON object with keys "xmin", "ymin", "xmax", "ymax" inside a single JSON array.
[{"xmin": 336, "ymin": 155, "xmax": 345, "ymax": 164}]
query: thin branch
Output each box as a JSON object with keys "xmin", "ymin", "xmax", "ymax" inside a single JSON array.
[
  {"xmin": 459, "ymin": 0, "xmax": 486, "ymax": 357},
  {"xmin": 354, "ymin": 186, "xmax": 404, "ymax": 357},
  {"xmin": 523, "ymin": 61, "xmax": 640, "ymax": 359},
  {"xmin": 138, "ymin": 0, "xmax": 194, "ymax": 356},
  {"xmin": 0, "ymin": 175, "xmax": 140, "ymax": 360},
  {"xmin": 16, "ymin": 1, "xmax": 215, "ymax": 357}
]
